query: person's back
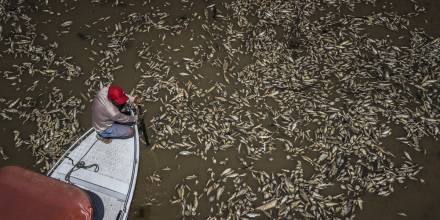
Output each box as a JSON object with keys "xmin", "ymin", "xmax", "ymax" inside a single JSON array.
[{"xmin": 91, "ymin": 84, "xmax": 136, "ymax": 143}]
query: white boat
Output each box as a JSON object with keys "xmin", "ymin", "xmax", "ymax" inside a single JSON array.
[{"xmin": 48, "ymin": 124, "xmax": 140, "ymax": 220}]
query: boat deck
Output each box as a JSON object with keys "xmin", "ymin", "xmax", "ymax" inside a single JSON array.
[{"xmin": 50, "ymin": 128, "xmax": 139, "ymax": 220}]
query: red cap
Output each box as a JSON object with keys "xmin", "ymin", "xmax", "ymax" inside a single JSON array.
[{"xmin": 108, "ymin": 84, "xmax": 129, "ymax": 105}]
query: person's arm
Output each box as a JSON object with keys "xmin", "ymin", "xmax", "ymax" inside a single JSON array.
[{"xmin": 109, "ymin": 107, "xmax": 136, "ymax": 123}]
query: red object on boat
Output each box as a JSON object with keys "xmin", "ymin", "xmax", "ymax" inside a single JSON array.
[{"xmin": 0, "ymin": 166, "xmax": 93, "ymax": 220}]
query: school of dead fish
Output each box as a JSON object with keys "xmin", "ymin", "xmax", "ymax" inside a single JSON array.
[{"xmin": 1, "ymin": 0, "xmax": 440, "ymax": 219}]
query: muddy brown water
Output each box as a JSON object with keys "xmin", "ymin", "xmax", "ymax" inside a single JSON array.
[{"xmin": 1, "ymin": 0, "xmax": 440, "ymax": 219}]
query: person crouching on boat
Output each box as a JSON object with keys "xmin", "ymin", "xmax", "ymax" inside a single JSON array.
[{"xmin": 92, "ymin": 84, "xmax": 137, "ymax": 143}]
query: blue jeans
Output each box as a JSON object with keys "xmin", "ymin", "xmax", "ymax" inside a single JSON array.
[{"xmin": 98, "ymin": 123, "xmax": 134, "ymax": 139}]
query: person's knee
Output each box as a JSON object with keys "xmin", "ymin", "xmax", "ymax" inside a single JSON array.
[{"xmin": 126, "ymin": 127, "xmax": 135, "ymax": 138}]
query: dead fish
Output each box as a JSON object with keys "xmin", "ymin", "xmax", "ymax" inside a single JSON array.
[
  {"xmin": 397, "ymin": 212, "xmax": 408, "ymax": 217},
  {"xmin": 8, "ymin": 98, "xmax": 20, "ymax": 108},
  {"xmin": 178, "ymin": 151, "xmax": 193, "ymax": 156},
  {"xmin": 60, "ymin": 21, "xmax": 73, "ymax": 27},
  {"xmin": 0, "ymin": 147, "xmax": 9, "ymax": 160},
  {"xmin": 216, "ymin": 186, "xmax": 224, "ymax": 200},
  {"xmin": 256, "ymin": 199, "xmax": 277, "ymax": 211}
]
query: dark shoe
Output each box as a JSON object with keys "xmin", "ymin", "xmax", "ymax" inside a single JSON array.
[{"xmin": 97, "ymin": 134, "xmax": 112, "ymax": 144}]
